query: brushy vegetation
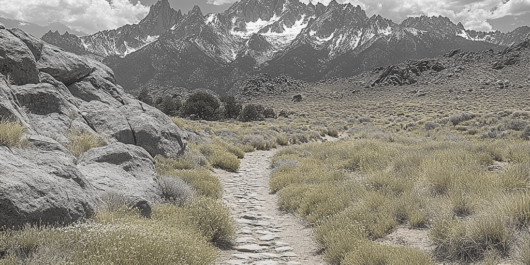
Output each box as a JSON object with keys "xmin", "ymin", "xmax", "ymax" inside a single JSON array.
[
  {"xmin": 271, "ymin": 138, "xmax": 530, "ymax": 264},
  {"xmin": 0, "ymin": 201, "xmax": 233, "ymax": 264},
  {"xmin": 0, "ymin": 120, "xmax": 26, "ymax": 147},
  {"xmin": 66, "ymin": 129, "xmax": 106, "ymax": 157}
]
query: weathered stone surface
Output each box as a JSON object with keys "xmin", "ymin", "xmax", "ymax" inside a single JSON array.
[
  {"xmin": 77, "ymin": 143, "xmax": 161, "ymax": 202},
  {"xmin": 67, "ymin": 80, "xmax": 123, "ymax": 107},
  {"xmin": 79, "ymin": 101, "xmax": 135, "ymax": 144},
  {"xmin": 120, "ymin": 104, "xmax": 186, "ymax": 158},
  {"xmin": 37, "ymin": 44, "xmax": 93, "ymax": 85},
  {"xmin": 0, "ymin": 29, "xmax": 39, "ymax": 85},
  {"xmin": 259, "ymin": 234, "xmax": 279, "ymax": 241},
  {"xmin": 0, "ymin": 22, "xmax": 4, "ymax": 30},
  {"xmin": 0, "ymin": 76, "xmax": 30, "ymax": 125},
  {"xmin": 0, "ymin": 145, "xmax": 97, "ymax": 229},
  {"xmin": 13, "ymin": 83, "xmax": 76, "ymax": 115},
  {"xmin": 234, "ymin": 244, "xmax": 268, "ymax": 253},
  {"xmin": 8, "ymin": 28, "xmax": 44, "ymax": 61}
]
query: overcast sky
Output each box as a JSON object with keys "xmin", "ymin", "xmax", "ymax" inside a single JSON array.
[{"xmin": 0, "ymin": 0, "xmax": 528, "ymax": 35}]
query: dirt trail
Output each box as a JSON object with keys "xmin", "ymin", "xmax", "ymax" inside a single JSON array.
[{"xmin": 214, "ymin": 149, "xmax": 326, "ymax": 265}]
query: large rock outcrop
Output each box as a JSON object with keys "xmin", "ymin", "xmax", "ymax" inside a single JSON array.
[{"xmin": 0, "ymin": 26, "xmax": 187, "ymax": 229}]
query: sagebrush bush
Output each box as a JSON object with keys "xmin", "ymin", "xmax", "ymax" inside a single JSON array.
[
  {"xmin": 181, "ymin": 91, "xmax": 220, "ymax": 121},
  {"xmin": 157, "ymin": 176, "xmax": 195, "ymax": 205},
  {"xmin": 342, "ymin": 242, "xmax": 434, "ymax": 265},
  {"xmin": 263, "ymin": 108, "xmax": 276, "ymax": 118},
  {"xmin": 67, "ymin": 129, "xmax": 105, "ymax": 157},
  {"xmin": 0, "ymin": 120, "xmax": 25, "ymax": 147},
  {"xmin": 449, "ymin": 112, "xmax": 474, "ymax": 126}
]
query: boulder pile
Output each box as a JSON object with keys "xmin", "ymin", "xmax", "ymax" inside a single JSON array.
[{"xmin": 0, "ymin": 27, "xmax": 188, "ymax": 229}]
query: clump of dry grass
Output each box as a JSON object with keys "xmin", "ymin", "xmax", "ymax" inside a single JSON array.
[
  {"xmin": 66, "ymin": 129, "xmax": 105, "ymax": 157},
  {"xmin": 271, "ymin": 138, "xmax": 530, "ymax": 264},
  {"xmin": 0, "ymin": 120, "xmax": 26, "ymax": 147}
]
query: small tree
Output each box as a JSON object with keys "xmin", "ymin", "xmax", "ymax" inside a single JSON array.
[
  {"xmin": 240, "ymin": 104, "xmax": 265, "ymax": 122},
  {"xmin": 156, "ymin": 96, "xmax": 181, "ymax": 117},
  {"xmin": 221, "ymin": 96, "xmax": 242, "ymax": 119},
  {"xmin": 181, "ymin": 91, "xmax": 220, "ymax": 121},
  {"xmin": 263, "ymin": 108, "xmax": 276, "ymax": 119}
]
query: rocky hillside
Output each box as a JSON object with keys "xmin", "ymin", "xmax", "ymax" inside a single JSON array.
[
  {"xmin": 0, "ymin": 22, "xmax": 188, "ymax": 229},
  {"xmin": 40, "ymin": 0, "xmax": 530, "ymax": 95}
]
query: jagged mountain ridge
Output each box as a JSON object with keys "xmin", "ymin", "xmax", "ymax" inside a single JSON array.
[
  {"xmin": 41, "ymin": 0, "xmax": 530, "ymax": 94},
  {"xmin": 42, "ymin": 0, "xmax": 182, "ymax": 58}
]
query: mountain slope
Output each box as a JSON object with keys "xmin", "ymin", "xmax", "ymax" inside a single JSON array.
[
  {"xmin": 41, "ymin": 0, "xmax": 529, "ymax": 94},
  {"xmin": 42, "ymin": 0, "xmax": 182, "ymax": 58}
]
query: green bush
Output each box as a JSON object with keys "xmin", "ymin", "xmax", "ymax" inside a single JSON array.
[
  {"xmin": 181, "ymin": 91, "xmax": 220, "ymax": 121},
  {"xmin": 239, "ymin": 104, "xmax": 265, "ymax": 122},
  {"xmin": 221, "ymin": 96, "xmax": 242, "ymax": 119},
  {"xmin": 137, "ymin": 88, "xmax": 153, "ymax": 105},
  {"xmin": 155, "ymin": 95, "xmax": 181, "ymax": 116}
]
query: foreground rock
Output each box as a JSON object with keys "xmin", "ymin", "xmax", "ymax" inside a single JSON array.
[{"xmin": 0, "ymin": 26, "xmax": 186, "ymax": 228}]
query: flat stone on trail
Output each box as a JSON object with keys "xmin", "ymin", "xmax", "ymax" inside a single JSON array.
[
  {"xmin": 281, "ymin": 252, "xmax": 298, "ymax": 257},
  {"xmin": 236, "ymin": 237, "xmax": 256, "ymax": 243},
  {"xmin": 253, "ymin": 221, "xmax": 271, "ymax": 227},
  {"xmin": 234, "ymin": 244, "xmax": 268, "ymax": 252},
  {"xmin": 253, "ymin": 261, "xmax": 279, "ymax": 265},
  {"xmin": 236, "ymin": 218, "xmax": 253, "ymax": 224},
  {"xmin": 259, "ymin": 234, "xmax": 279, "ymax": 241},
  {"xmin": 275, "ymin": 246, "xmax": 293, "ymax": 252},
  {"xmin": 242, "ymin": 214, "xmax": 259, "ymax": 220},
  {"xmin": 286, "ymin": 262, "xmax": 302, "ymax": 265},
  {"xmin": 225, "ymin": 260, "xmax": 245, "ymax": 265},
  {"xmin": 274, "ymin": 241, "xmax": 290, "ymax": 247},
  {"xmin": 239, "ymin": 229, "xmax": 253, "ymax": 234}
]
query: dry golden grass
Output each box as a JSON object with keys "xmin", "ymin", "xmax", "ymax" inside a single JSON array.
[
  {"xmin": 66, "ymin": 129, "xmax": 105, "ymax": 157},
  {"xmin": 271, "ymin": 138, "xmax": 530, "ymax": 264},
  {"xmin": 0, "ymin": 120, "xmax": 26, "ymax": 147}
]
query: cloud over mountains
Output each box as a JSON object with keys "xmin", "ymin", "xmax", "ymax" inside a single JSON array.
[{"xmin": 0, "ymin": 0, "xmax": 528, "ymax": 34}]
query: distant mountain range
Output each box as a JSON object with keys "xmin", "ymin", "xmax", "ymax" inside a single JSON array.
[
  {"xmin": 40, "ymin": 0, "xmax": 530, "ymax": 95},
  {"xmin": 0, "ymin": 17, "xmax": 87, "ymax": 38}
]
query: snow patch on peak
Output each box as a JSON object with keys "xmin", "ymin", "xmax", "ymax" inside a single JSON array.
[
  {"xmin": 314, "ymin": 31, "xmax": 335, "ymax": 44},
  {"xmin": 456, "ymin": 29, "xmax": 470, "ymax": 39},
  {"xmin": 262, "ymin": 15, "xmax": 310, "ymax": 49},
  {"xmin": 206, "ymin": 14, "xmax": 217, "ymax": 24},
  {"xmin": 378, "ymin": 26, "xmax": 392, "ymax": 36},
  {"xmin": 405, "ymin": 28, "xmax": 425, "ymax": 36},
  {"xmin": 231, "ymin": 14, "xmax": 281, "ymax": 39}
]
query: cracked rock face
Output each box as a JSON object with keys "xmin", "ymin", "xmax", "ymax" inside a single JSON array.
[{"xmin": 0, "ymin": 26, "xmax": 187, "ymax": 229}]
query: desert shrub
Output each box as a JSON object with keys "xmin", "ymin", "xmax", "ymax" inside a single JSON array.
[
  {"xmin": 155, "ymin": 95, "xmax": 181, "ymax": 116},
  {"xmin": 155, "ymin": 156, "xmax": 222, "ymax": 199},
  {"xmin": 196, "ymin": 142, "xmax": 240, "ymax": 172},
  {"xmin": 157, "ymin": 176, "xmax": 195, "ymax": 205},
  {"xmin": 181, "ymin": 197, "xmax": 235, "ymax": 245},
  {"xmin": 220, "ymin": 96, "xmax": 242, "ymax": 119},
  {"xmin": 328, "ymin": 127, "xmax": 339, "ymax": 137},
  {"xmin": 0, "ymin": 207, "xmax": 218, "ymax": 265},
  {"xmin": 358, "ymin": 117, "xmax": 372, "ymax": 123},
  {"xmin": 449, "ymin": 113, "xmax": 474, "ymax": 126},
  {"xmin": 181, "ymin": 91, "xmax": 220, "ymax": 121},
  {"xmin": 275, "ymin": 134, "xmax": 290, "ymax": 146},
  {"xmin": 242, "ymin": 135, "xmax": 275, "ymax": 150},
  {"xmin": 518, "ymin": 234, "xmax": 530, "ymax": 264},
  {"xmin": 263, "ymin": 108, "xmax": 276, "ymax": 119},
  {"xmin": 278, "ymin": 110, "xmax": 289, "ymax": 118},
  {"xmin": 342, "ymin": 243, "xmax": 434, "ymax": 265},
  {"xmin": 99, "ymin": 191, "xmax": 133, "ymax": 213},
  {"xmin": 239, "ymin": 104, "xmax": 265, "ymax": 122},
  {"xmin": 522, "ymin": 125, "xmax": 530, "ymax": 140},
  {"xmin": 506, "ymin": 119, "xmax": 528, "ymax": 131},
  {"xmin": 498, "ymin": 191, "xmax": 530, "ymax": 227},
  {"xmin": 424, "ymin": 121, "xmax": 439, "ymax": 130},
  {"xmin": 0, "ymin": 120, "xmax": 25, "ymax": 147},
  {"xmin": 66, "ymin": 129, "xmax": 105, "ymax": 157},
  {"xmin": 137, "ymin": 88, "xmax": 153, "ymax": 105},
  {"xmin": 431, "ymin": 214, "xmax": 512, "ymax": 262}
]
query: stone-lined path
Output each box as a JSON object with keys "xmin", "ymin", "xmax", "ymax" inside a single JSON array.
[{"xmin": 214, "ymin": 150, "xmax": 326, "ymax": 265}]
